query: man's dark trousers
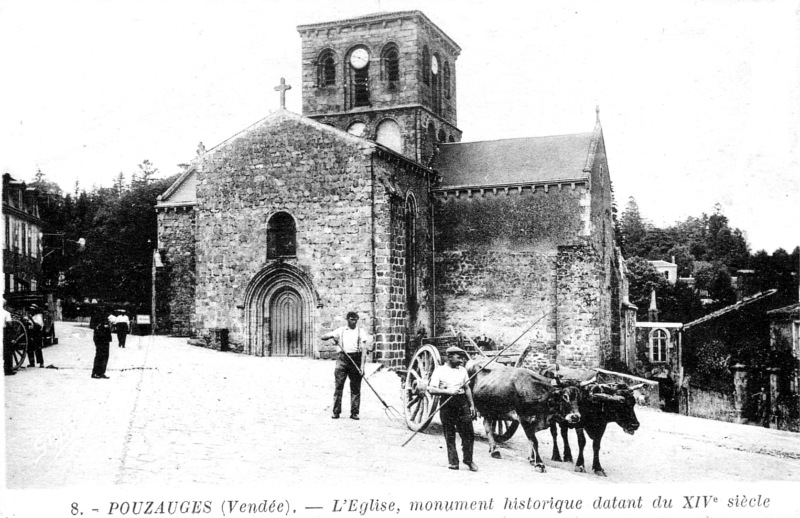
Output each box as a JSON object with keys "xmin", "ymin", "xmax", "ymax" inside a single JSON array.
[
  {"xmin": 117, "ymin": 329, "xmax": 128, "ymax": 347},
  {"xmin": 93, "ymin": 341, "xmax": 110, "ymax": 376},
  {"xmin": 26, "ymin": 331, "xmax": 43, "ymax": 366},
  {"xmin": 333, "ymin": 351, "xmax": 362, "ymax": 417},
  {"xmin": 439, "ymin": 394, "xmax": 475, "ymax": 466},
  {"xmin": 3, "ymin": 327, "xmax": 14, "ymax": 373}
]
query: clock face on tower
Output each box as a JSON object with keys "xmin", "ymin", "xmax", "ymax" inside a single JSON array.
[
  {"xmin": 431, "ymin": 55, "xmax": 439, "ymax": 75},
  {"xmin": 350, "ymin": 48, "xmax": 370, "ymax": 69}
]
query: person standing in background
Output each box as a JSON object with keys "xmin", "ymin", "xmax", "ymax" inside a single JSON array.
[
  {"xmin": 115, "ymin": 309, "xmax": 130, "ymax": 348},
  {"xmin": 25, "ymin": 304, "xmax": 44, "ymax": 368},
  {"xmin": 91, "ymin": 309, "xmax": 113, "ymax": 379},
  {"xmin": 3, "ymin": 307, "xmax": 16, "ymax": 375}
]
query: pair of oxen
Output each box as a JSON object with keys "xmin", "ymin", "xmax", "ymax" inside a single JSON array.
[{"xmin": 465, "ymin": 359, "xmax": 643, "ymax": 476}]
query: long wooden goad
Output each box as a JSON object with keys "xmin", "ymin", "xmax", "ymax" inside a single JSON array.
[{"xmin": 401, "ymin": 311, "xmax": 551, "ymax": 447}]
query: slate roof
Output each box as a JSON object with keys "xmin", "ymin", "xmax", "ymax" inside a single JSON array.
[{"xmin": 431, "ymin": 132, "xmax": 595, "ymax": 189}]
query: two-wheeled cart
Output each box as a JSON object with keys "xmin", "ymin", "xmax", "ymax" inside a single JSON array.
[{"xmin": 401, "ymin": 327, "xmax": 533, "ymax": 442}]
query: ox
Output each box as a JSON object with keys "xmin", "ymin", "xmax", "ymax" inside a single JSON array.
[
  {"xmin": 466, "ymin": 360, "xmax": 581, "ymax": 472},
  {"xmin": 546, "ymin": 376, "xmax": 642, "ymax": 477}
]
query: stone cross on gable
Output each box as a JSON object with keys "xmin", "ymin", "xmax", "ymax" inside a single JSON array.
[{"xmin": 274, "ymin": 77, "xmax": 291, "ymax": 109}]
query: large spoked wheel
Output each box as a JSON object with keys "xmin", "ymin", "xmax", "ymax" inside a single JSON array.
[
  {"xmin": 491, "ymin": 419, "xmax": 519, "ymax": 443},
  {"xmin": 403, "ymin": 344, "xmax": 441, "ymax": 432},
  {"xmin": 8, "ymin": 320, "xmax": 28, "ymax": 371}
]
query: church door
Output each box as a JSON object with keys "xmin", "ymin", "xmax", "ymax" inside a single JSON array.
[
  {"xmin": 244, "ymin": 263, "xmax": 318, "ymax": 358},
  {"xmin": 269, "ymin": 287, "xmax": 306, "ymax": 356}
]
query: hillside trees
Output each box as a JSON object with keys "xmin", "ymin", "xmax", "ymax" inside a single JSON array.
[{"xmin": 31, "ymin": 164, "xmax": 177, "ymax": 312}]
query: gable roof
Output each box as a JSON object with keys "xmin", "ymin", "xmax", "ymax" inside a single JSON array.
[
  {"xmin": 767, "ymin": 302, "xmax": 800, "ymax": 319},
  {"xmin": 157, "ymin": 109, "xmax": 428, "ymax": 207},
  {"xmin": 682, "ymin": 289, "xmax": 778, "ymax": 330},
  {"xmin": 432, "ymin": 129, "xmax": 598, "ymax": 189}
]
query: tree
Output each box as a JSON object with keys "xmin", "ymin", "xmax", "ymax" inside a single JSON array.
[
  {"xmin": 113, "ymin": 172, "xmax": 126, "ymax": 197},
  {"xmin": 625, "ymin": 256, "xmax": 671, "ymax": 320},
  {"xmin": 694, "ymin": 261, "xmax": 736, "ymax": 310},
  {"xmin": 619, "ymin": 197, "xmax": 648, "ymax": 258},
  {"xmin": 132, "ymin": 159, "xmax": 159, "ymax": 186},
  {"xmin": 29, "ymin": 168, "xmax": 63, "ymax": 197},
  {"xmin": 667, "ymin": 244, "xmax": 695, "ymax": 277}
]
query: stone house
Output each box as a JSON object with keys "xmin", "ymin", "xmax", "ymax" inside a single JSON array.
[
  {"xmin": 2, "ymin": 173, "xmax": 43, "ymax": 295},
  {"xmin": 155, "ymin": 10, "xmax": 629, "ymax": 370}
]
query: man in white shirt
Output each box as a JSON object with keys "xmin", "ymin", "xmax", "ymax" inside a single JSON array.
[
  {"xmin": 114, "ymin": 309, "xmax": 130, "ymax": 348},
  {"xmin": 428, "ymin": 346, "xmax": 478, "ymax": 471},
  {"xmin": 321, "ymin": 311, "xmax": 373, "ymax": 420},
  {"xmin": 25, "ymin": 304, "xmax": 45, "ymax": 368}
]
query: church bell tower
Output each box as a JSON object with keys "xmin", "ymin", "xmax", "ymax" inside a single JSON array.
[{"xmin": 297, "ymin": 11, "xmax": 462, "ymax": 165}]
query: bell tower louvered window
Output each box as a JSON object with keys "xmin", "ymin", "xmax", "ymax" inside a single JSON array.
[
  {"xmin": 381, "ymin": 44, "xmax": 400, "ymax": 88},
  {"xmin": 317, "ymin": 49, "xmax": 336, "ymax": 87}
]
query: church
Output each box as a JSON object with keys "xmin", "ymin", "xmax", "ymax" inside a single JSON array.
[{"xmin": 155, "ymin": 11, "xmax": 633, "ymax": 370}]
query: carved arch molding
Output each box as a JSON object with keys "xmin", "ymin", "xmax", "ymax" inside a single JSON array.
[{"xmin": 244, "ymin": 263, "xmax": 320, "ymax": 357}]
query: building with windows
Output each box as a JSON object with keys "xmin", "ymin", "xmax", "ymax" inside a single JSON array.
[
  {"xmin": 155, "ymin": 11, "xmax": 630, "ymax": 370},
  {"xmin": 2, "ymin": 173, "xmax": 42, "ymax": 296},
  {"xmin": 648, "ymin": 259, "xmax": 678, "ymax": 284}
]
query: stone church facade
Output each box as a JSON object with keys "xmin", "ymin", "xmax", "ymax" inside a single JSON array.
[{"xmin": 155, "ymin": 11, "xmax": 631, "ymax": 370}]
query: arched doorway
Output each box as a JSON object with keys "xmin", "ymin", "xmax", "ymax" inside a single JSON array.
[
  {"xmin": 269, "ymin": 286, "xmax": 304, "ymax": 356},
  {"xmin": 244, "ymin": 264, "xmax": 318, "ymax": 357}
]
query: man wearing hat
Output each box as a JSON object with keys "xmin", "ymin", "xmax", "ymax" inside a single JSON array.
[
  {"xmin": 114, "ymin": 309, "xmax": 130, "ymax": 348},
  {"xmin": 91, "ymin": 308, "xmax": 113, "ymax": 379},
  {"xmin": 427, "ymin": 346, "xmax": 478, "ymax": 471},
  {"xmin": 25, "ymin": 304, "xmax": 45, "ymax": 368},
  {"xmin": 321, "ymin": 311, "xmax": 373, "ymax": 420}
]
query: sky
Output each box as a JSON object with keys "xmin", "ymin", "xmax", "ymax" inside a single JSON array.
[{"xmin": 1, "ymin": 0, "xmax": 798, "ymax": 253}]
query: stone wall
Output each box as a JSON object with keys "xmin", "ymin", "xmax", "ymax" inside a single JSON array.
[
  {"xmin": 299, "ymin": 12, "xmax": 460, "ymax": 165},
  {"xmin": 555, "ymin": 245, "xmax": 604, "ymax": 368},
  {"xmin": 299, "ymin": 12, "xmax": 458, "ymax": 125},
  {"xmin": 433, "ymin": 179, "xmax": 620, "ymax": 369},
  {"xmin": 155, "ymin": 207, "xmax": 195, "ymax": 336},
  {"xmin": 587, "ymin": 133, "xmax": 617, "ymax": 366},
  {"xmin": 190, "ymin": 112, "xmax": 431, "ymax": 367},
  {"xmin": 435, "ymin": 249, "xmax": 558, "ymax": 364},
  {"xmin": 434, "ymin": 185, "xmax": 589, "ymax": 252},
  {"xmin": 193, "ymin": 114, "xmax": 376, "ymax": 356},
  {"xmin": 310, "ymin": 107, "xmax": 462, "ymax": 166},
  {"xmin": 433, "ymin": 186, "xmax": 587, "ymax": 359},
  {"xmin": 371, "ymin": 158, "xmax": 434, "ymax": 368}
]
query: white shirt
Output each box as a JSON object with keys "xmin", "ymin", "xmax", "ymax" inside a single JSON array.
[
  {"xmin": 429, "ymin": 364, "xmax": 469, "ymax": 395},
  {"xmin": 116, "ymin": 315, "xmax": 130, "ymax": 329},
  {"xmin": 328, "ymin": 326, "xmax": 371, "ymax": 353},
  {"xmin": 2, "ymin": 308, "xmax": 13, "ymax": 326}
]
